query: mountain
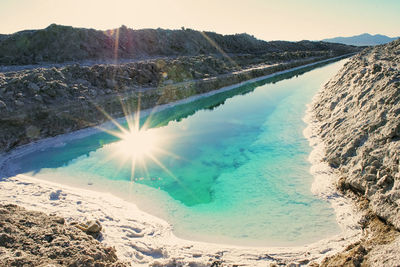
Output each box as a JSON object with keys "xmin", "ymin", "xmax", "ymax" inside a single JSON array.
[
  {"xmin": 0, "ymin": 24, "xmax": 359, "ymax": 65},
  {"xmin": 322, "ymin": 33, "xmax": 399, "ymax": 46}
]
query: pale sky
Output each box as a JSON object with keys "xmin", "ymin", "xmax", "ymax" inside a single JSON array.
[{"xmin": 0, "ymin": 0, "xmax": 399, "ymax": 41}]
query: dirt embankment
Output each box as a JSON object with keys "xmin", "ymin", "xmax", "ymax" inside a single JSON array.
[{"xmin": 312, "ymin": 39, "xmax": 400, "ymax": 266}]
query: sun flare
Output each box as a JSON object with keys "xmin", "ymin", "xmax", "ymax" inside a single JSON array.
[
  {"xmin": 116, "ymin": 128, "xmax": 160, "ymax": 159},
  {"xmin": 94, "ymin": 102, "xmax": 182, "ymax": 183}
]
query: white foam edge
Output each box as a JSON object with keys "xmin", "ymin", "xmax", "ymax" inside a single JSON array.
[{"xmin": 303, "ymin": 89, "xmax": 363, "ymax": 237}]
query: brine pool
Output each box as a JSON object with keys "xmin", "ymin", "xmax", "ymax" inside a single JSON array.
[{"xmin": 4, "ymin": 59, "xmax": 347, "ymax": 246}]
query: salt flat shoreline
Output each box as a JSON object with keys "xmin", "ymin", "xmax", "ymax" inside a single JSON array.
[{"xmin": 0, "ymin": 55, "xmax": 363, "ymax": 266}]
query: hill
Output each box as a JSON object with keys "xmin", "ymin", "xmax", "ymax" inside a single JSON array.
[
  {"xmin": 323, "ymin": 33, "xmax": 399, "ymax": 46},
  {"xmin": 0, "ymin": 24, "xmax": 359, "ymax": 65}
]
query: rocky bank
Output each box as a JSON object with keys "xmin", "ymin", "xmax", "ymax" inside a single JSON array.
[
  {"xmin": 0, "ymin": 54, "xmax": 354, "ymax": 153},
  {"xmin": 0, "ymin": 204, "xmax": 128, "ymax": 266},
  {"xmin": 312, "ymin": 39, "xmax": 400, "ymax": 265}
]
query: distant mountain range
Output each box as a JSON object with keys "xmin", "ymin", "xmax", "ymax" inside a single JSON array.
[{"xmin": 322, "ymin": 33, "xmax": 399, "ymax": 46}]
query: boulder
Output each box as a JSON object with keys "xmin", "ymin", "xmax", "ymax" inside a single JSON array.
[
  {"xmin": 33, "ymin": 94, "xmax": 43, "ymax": 102},
  {"xmin": 28, "ymin": 82, "xmax": 40, "ymax": 93},
  {"xmin": 74, "ymin": 220, "xmax": 102, "ymax": 238},
  {"xmin": 14, "ymin": 100, "xmax": 24, "ymax": 107},
  {"xmin": 86, "ymin": 220, "xmax": 102, "ymax": 234},
  {"xmin": 0, "ymin": 100, "xmax": 6, "ymax": 110},
  {"xmin": 106, "ymin": 79, "xmax": 117, "ymax": 88}
]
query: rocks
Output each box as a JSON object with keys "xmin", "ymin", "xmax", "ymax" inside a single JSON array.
[
  {"xmin": 76, "ymin": 78, "xmax": 90, "ymax": 86},
  {"xmin": 372, "ymin": 63, "xmax": 382, "ymax": 74},
  {"xmin": 73, "ymin": 220, "xmax": 103, "ymax": 239},
  {"xmin": 25, "ymin": 125, "xmax": 40, "ymax": 139},
  {"xmin": 14, "ymin": 99, "xmax": 24, "ymax": 107},
  {"xmin": 0, "ymin": 204, "xmax": 128, "ymax": 266},
  {"xmin": 0, "ymin": 99, "xmax": 6, "ymax": 109},
  {"xmin": 44, "ymin": 86, "xmax": 57, "ymax": 97},
  {"xmin": 89, "ymin": 88, "xmax": 97, "ymax": 96},
  {"xmin": 76, "ymin": 220, "xmax": 102, "ymax": 233},
  {"xmin": 86, "ymin": 220, "xmax": 102, "ymax": 233},
  {"xmin": 106, "ymin": 78, "xmax": 118, "ymax": 88},
  {"xmin": 49, "ymin": 189, "xmax": 62, "ymax": 200},
  {"xmin": 33, "ymin": 94, "xmax": 43, "ymax": 102},
  {"xmin": 320, "ymin": 213, "xmax": 400, "ymax": 266},
  {"xmin": 28, "ymin": 82, "xmax": 40, "ymax": 93}
]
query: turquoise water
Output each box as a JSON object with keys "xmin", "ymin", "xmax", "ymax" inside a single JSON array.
[{"xmin": 9, "ymin": 59, "xmax": 347, "ymax": 246}]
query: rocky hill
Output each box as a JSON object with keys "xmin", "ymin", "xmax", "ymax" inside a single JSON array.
[
  {"xmin": 0, "ymin": 24, "xmax": 358, "ymax": 65},
  {"xmin": 313, "ymin": 39, "xmax": 400, "ymax": 265}
]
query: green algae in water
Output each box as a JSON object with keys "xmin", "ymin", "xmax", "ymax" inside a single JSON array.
[{"xmin": 12, "ymin": 59, "xmax": 347, "ymax": 246}]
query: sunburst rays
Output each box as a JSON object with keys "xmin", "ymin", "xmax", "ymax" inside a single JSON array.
[
  {"xmin": 79, "ymin": 29, "xmax": 242, "ymax": 202},
  {"xmin": 95, "ymin": 99, "xmax": 177, "ymax": 182}
]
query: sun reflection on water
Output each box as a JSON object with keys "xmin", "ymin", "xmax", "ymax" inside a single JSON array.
[
  {"xmin": 94, "ymin": 103, "xmax": 183, "ymax": 185},
  {"xmin": 116, "ymin": 128, "xmax": 160, "ymax": 159}
]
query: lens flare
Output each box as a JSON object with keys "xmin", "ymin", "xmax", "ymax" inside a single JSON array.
[
  {"xmin": 116, "ymin": 128, "xmax": 160, "ymax": 159},
  {"xmin": 93, "ymin": 99, "xmax": 183, "ymax": 184}
]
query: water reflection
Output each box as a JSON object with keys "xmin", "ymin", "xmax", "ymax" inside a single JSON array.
[{"xmin": 3, "ymin": 59, "xmax": 338, "ymax": 179}]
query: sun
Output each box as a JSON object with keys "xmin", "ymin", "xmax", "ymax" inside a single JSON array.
[
  {"xmin": 95, "ymin": 104, "xmax": 181, "ymax": 183},
  {"xmin": 92, "ymin": 93, "xmax": 186, "ymax": 184},
  {"xmin": 116, "ymin": 128, "xmax": 160, "ymax": 159}
]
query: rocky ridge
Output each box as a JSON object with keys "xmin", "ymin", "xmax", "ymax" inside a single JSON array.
[
  {"xmin": 313, "ymin": 39, "xmax": 400, "ymax": 265},
  {"xmin": 0, "ymin": 204, "xmax": 128, "ymax": 266},
  {"xmin": 0, "ymin": 24, "xmax": 358, "ymax": 65}
]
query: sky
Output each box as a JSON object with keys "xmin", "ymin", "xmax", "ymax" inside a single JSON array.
[{"xmin": 0, "ymin": 0, "xmax": 399, "ymax": 41}]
